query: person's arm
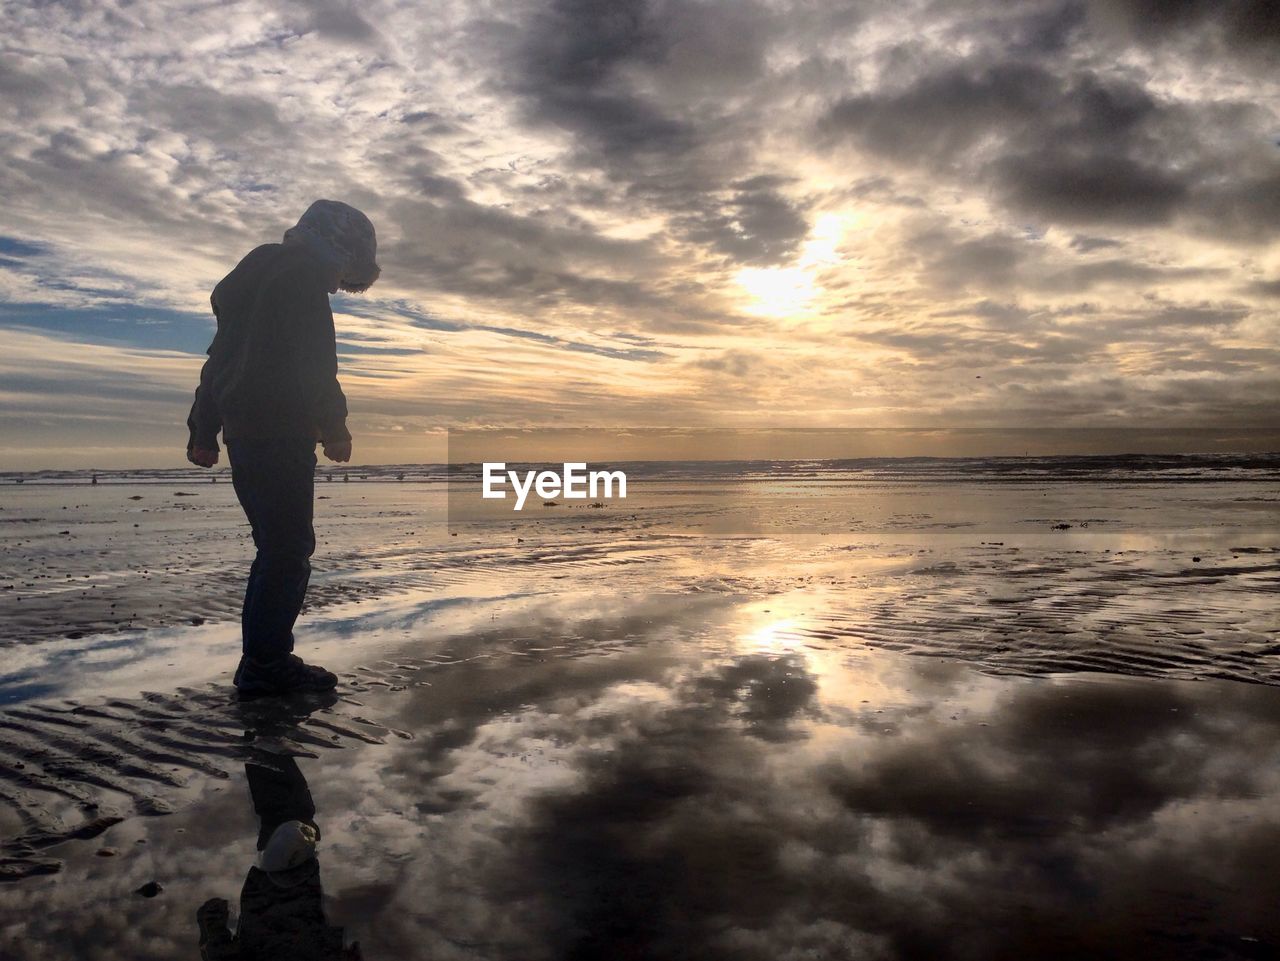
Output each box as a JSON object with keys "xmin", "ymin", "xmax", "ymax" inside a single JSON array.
[
  {"xmin": 291, "ymin": 276, "xmax": 352, "ymax": 450},
  {"xmin": 187, "ymin": 294, "xmax": 224, "ymax": 465},
  {"xmin": 316, "ymin": 341, "xmax": 351, "ymax": 448}
]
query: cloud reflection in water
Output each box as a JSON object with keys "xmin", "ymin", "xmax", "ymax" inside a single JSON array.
[{"xmin": 2, "ymin": 592, "xmax": 1280, "ymax": 960}]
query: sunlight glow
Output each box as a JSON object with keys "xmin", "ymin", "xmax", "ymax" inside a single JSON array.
[
  {"xmin": 736, "ymin": 266, "xmax": 818, "ymax": 317},
  {"xmin": 735, "ymin": 213, "xmax": 847, "ymax": 318},
  {"xmin": 748, "ymin": 618, "xmax": 801, "ymax": 653}
]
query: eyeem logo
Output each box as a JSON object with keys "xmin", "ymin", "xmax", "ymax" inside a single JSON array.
[{"xmin": 482, "ymin": 462, "xmax": 627, "ymax": 511}]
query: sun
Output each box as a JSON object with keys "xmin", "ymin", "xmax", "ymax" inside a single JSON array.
[
  {"xmin": 734, "ymin": 213, "xmax": 846, "ymax": 319},
  {"xmin": 735, "ymin": 265, "xmax": 818, "ymax": 317}
]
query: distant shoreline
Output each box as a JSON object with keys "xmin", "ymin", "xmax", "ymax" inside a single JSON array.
[{"xmin": 3, "ymin": 450, "xmax": 1279, "ymax": 485}]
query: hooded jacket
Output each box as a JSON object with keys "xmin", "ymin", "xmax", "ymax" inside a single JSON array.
[{"xmin": 186, "ymin": 201, "xmax": 379, "ymax": 451}]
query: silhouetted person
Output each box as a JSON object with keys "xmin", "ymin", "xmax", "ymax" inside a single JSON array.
[
  {"xmin": 197, "ymin": 709, "xmax": 362, "ymax": 959},
  {"xmin": 186, "ymin": 200, "xmax": 380, "ymax": 698}
]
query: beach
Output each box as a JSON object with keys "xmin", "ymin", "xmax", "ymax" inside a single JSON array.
[
  {"xmin": 7, "ymin": 0, "xmax": 1278, "ymax": 954},
  {"xmin": 1, "ymin": 456, "xmax": 1279, "ymax": 958}
]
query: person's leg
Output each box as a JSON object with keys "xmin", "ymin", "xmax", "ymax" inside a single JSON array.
[
  {"xmin": 229, "ymin": 444, "xmax": 267, "ymax": 659},
  {"xmin": 228, "ymin": 437, "xmax": 317, "ymax": 663}
]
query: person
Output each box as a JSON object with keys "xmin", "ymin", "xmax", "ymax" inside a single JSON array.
[
  {"xmin": 186, "ymin": 200, "xmax": 381, "ymax": 698},
  {"xmin": 197, "ymin": 696, "xmax": 363, "ymax": 959}
]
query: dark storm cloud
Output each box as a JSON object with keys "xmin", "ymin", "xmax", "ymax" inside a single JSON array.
[
  {"xmin": 381, "ymin": 234, "xmax": 659, "ymax": 306},
  {"xmin": 933, "ymin": 0, "xmax": 1279, "ymax": 65},
  {"xmin": 820, "ymin": 61, "xmax": 1068, "ymax": 163},
  {"xmin": 822, "ymin": 61, "xmax": 1190, "ymax": 224},
  {"xmin": 1184, "ymin": 169, "xmax": 1280, "ymax": 246},
  {"xmin": 507, "ymin": 0, "xmax": 695, "ymax": 168},
  {"xmin": 359, "ymin": 122, "xmax": 758, "ymax": 328},
  {"xmin": 491, "ymin": 0, "xmax": 811, "ymax": 266},
  {"xmin": 902, "ymin": 221, "xmax": 1227, "ymax": 297},
  {"xmin": 996, "ymin": 150, "xmax": 1189, "ymax": 227},
  {"xmin": 911, "ymin": 230, "xmax": 1026, "ymax": 291},
  {"xmin": 373, "ymin": 180, "xmax": 740, "ymax": 331},
  {"xmin": 307, "ymin": 2, "xmax": 378, "ymax": 43},
  {"xmin": 820, "ymin": 48, "xmax": 1278, "ymax": 240},
  {"xmin": 1089, "ymin": 0, "xmax": 1280, "ymax": 56},
  {"xmin": 673, "ymin": 176, "xmax": 812, "ymax": 266}
]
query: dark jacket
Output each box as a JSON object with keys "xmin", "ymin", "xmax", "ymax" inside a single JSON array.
[{"xmin": 187, "ymin": 243, "xmax": 351, "ymax": 451}]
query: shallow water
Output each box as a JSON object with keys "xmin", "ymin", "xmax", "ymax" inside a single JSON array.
[
  {"xmin": 2, "ymin": 589, "xmax": 1280, "ymax": 959},
  {"xmin": 2, "ymin": 464, "xmax": 1279, "ymax": 957},
  {"xmin": 3, "ymin": 472, "xmax": 1278, "ymax": 683}
]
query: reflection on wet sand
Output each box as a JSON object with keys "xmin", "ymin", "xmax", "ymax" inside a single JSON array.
[
  {"xmin": 2, "ymin": 591, "xmax": 1280, "ymax": 960},
  {"xmin": 199, "ymin": 695, "xmax": 362, "ymax": 960}
]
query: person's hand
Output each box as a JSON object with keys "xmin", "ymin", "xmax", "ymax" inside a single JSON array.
[
  {"xmin": 323, "ymin": 440, "xmax": 352, "ymax": 463},
  {"xmin": 188, "ymin": 446, "xmax": 219, "ymax": 468},
  {"xmin": 196, "ymin": 897, "xmax": 235, "ymax": 958}
]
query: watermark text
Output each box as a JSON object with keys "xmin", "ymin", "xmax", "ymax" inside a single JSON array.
[{"xmin": 482, "ymin": 462, "xmax": 627, "ymax": 510}]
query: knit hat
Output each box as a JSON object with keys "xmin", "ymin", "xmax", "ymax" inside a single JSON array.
[
  {"xmin": 283, "ymin": 200, "xmax": 381, "ymax": 293},
  {"xmin": 257, "ymin": 819, "xmax": 320, "ymax": 887}
]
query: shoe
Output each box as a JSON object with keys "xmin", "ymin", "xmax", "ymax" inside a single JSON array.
[{"xmin": 235, "ymin": 653, "xmax": 338, "ymax": 699}]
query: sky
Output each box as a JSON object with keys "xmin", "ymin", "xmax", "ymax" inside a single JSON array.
[{"xmin": 1, "ymin": 0, "xmax": 1278, "ymax": 468}]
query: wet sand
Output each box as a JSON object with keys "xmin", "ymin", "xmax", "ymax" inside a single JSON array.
[
  {"xmin": 3, "ymin": 590, "xmax": 1280, "ymax": 959},
  {"xmin": 1, "ymin": 465, "xmax": 1279, "ymax": 958},
  {"xmin": 3, "ymin": 471, "xmax": 1278, "ymax": 681}
]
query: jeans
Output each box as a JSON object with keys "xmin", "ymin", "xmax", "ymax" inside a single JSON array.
[{"xmin": 227, "ymin": 437, "xmax": 317, "ymax": 662}]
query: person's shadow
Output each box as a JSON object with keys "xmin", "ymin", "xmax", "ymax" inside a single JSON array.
[{"xmin": 197, "ymin": 694, "xmax": 363, "ymax": 960}]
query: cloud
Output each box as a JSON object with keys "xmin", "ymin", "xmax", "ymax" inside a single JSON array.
[
  {"xmin": 512, "ymin": 0, "xmax": 698, "ymax": 164},
  {"xmin": 675, "ymin": 176, "xmax": 812, "ymax": 267},
  {"xmin": 129, "ymin": 83, "xmax": 290, "ymax": 145},
  {"xmin": 1069, "ymin": 233, "xmax": 1125, "ymax": 253},
  {"xmin": 1087, "ymin": 0, "xmax": 1280, "ymax": 58},
  {"xmin": 819, "ymin": 50, "xmax": 1278, "ymax": 240},
  {"xmin": 0, "ymin": 0, "xmax": 1276, "ymax": 464},
  {"xmin": 996, "ymin": 149, "xmax": 1190, "ymax": 227},
  {"xmin": 493, "ymin": 0, "xmax": 812, "ymax": 266},
  {"xmin": 7, "ymin": 590, "xmax": 1280, "ymax": 955},
  {"xmin": 1248, "ymin": 278, "xmax": 1280, "ymax": 298}
]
